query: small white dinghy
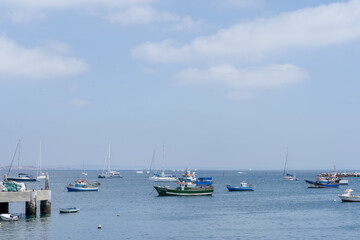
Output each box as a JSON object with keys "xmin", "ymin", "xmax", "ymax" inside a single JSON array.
[
  {"xmin": 338, "ymin": 189, "xmax": 360, "ymax": 202},
  {"xmin": 0, "ymin": 213, "xmax": 19, "ymax": 221},
  {"xmin": 59, "ymin": 207, "xmax": 80, "ymax": 213}
]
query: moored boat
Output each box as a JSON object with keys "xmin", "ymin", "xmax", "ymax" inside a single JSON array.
[
  {"xmin": 149, "ymin": 171, "xmax": 177, "ymax": 181},
  {"xmin": 66, "ymin": 179, "xmax": 99, "ymax": 192},
  {"xmin": 305, "ymin": 179, "xmax": 339, "ymax": 188},
  {"xmin": 226, "ymin": 182, "xmax": 254, "ymax": 191},
  {"xmin": 0, "ymin": 213, "xmax": 18, "ymax": 221},
  {"xmin": 338, "ymin": 189, "xmax": 360, "ymax": 202},
  {"xmin": 59, "ymin": 207, "xmax": 80, "ymax": 213},
  {"xmin": 154, "ymin": 183, "xmax": 214, "ymax": 196}
]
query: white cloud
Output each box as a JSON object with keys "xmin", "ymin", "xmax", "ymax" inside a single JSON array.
[
  {"xmin": 71, "ymin": 99, "xmax": 90, "ymax": 107},
  {"xmin": 1, "ymin": 0, "xmax": 152, "ymax": 9},
  {"xmin": 0, "ymin": 36, "xmax": 88, "ymax": 79},
  {"xmin": 174, "ymin": 64, "xmax": 307, "ymax": 88},
  {"xmin": 170, "ymin": 16, "xmax": 206, "ymax": 32},
  {"xmin": 106, "ymin": 5, "xmax": 178, "ymax": 25},
  {"xmin": 0, "ymin": 0, "xmax": 180, "ymax": 25},
  {"xmin": 132, "ymin": 0, "xmax": 360, "ymax": 63},
  {"xmin": 212, "ymin": 0, "xmax": 264, "ymax": 8}
]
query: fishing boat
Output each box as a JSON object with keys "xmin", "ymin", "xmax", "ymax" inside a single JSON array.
[
  {"xmin": 66, "ymin": 179, "xmax": 99, "ymax": 192},
  {"xmin": 7, "ymin": 140, "xmax": 37, "ymax": 182},
  {"xmin": 226, "ymin": 182, "xmax": 254, "ymax": 191},
  {"xmin": 304, "ymin": 179, "xmax": 339, "ymax": 188},
  {"xmin": 36, "ymin": 141, "xmax": 46, "ymax": 180},
  {"xmin": 59, "ymin": 207, "xmax": 80, "ymax": 213},
  {"xmin": 154, "ymin": 182, "xmax": 214, "ymax": 196},
  {"xmin": 98, "ymin": 141, "xmax": 122, "ymax": 178},
  {"xmin": 338, "ymin": 189, "xmax": 360, "ymax": 202},
  {"xmin": 0, "ymin": 213, "xmax": 18, "ymax": 221},
  {"xmin": 282, "ymin": 149, "xmax": 297, "ymax": 181}
]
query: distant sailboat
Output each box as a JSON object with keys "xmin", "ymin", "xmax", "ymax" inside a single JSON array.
[
  {"xmin": 7, "ymin": 140, "xmax": 37, "ymax": 182},
  {"xmin": 149, "ymin": 146, "xmax": 177, "ymax": 182},
  {"xmin": 98, "ymin": 141, "xmax": 122, "ymax": 178},
  {"xmin": 82, "ymin": 160, "xmax": 88, "ymax": 176},
  {"xmin": 36, "ymin": 141, "xmax": 46, "ymax": 180},
  {"xmin": 282, "ymin": 149, "xmax": 297, "ymax": 181}
]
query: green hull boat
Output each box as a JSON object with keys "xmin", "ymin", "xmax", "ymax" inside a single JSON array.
[{"xmin": 154, "ymin": 185, "xmax": 214, "ymax": 196}]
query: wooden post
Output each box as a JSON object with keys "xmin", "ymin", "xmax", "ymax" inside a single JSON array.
[
  {"xmin": 25, "ymin": 190, "xmax": 37, "ymax": 217},
  {"xmin": 45, "ymin": 173, "xmax": 49, "ymax": 190},
  {"xmin": 0, "ymin": 202, "xmax": 9, "ymax": 214},
  {"xmin": 41, "ymin": 173, "xmax": 51, "ymax": 215}
]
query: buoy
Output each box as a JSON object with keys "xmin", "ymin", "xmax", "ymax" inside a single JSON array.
[
  {"xmin": 333, "ymin": 199, "xmax": 337, "ymax": 202},
  {"xmin": 117, "ymin": 214, "xmax": 120, "ymax": 216},
  {"xmin": 98, "ymin": 225, "xmax": 102, "ymax": 229}
]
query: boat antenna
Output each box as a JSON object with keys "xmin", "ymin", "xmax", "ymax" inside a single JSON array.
[
  {"xmin": 8, "ymin": 140, "xmax": 21, "ymax": 176},
  {"xmin": 108, "ymin": 140, "xmax": 111, "ymax": 172}
]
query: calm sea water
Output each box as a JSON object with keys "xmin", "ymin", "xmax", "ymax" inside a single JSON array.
[{"xmin": 1, "ymin": 170, "xmax": 360, "ymax": 239}]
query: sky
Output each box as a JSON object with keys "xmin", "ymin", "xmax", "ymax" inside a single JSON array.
[{"xmin": 0, "ymin": 0, "xmax": 360, "ymax": 170}]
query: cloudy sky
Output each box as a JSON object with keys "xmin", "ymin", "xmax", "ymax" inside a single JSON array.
[{"xmin": 1, "ymin": 0, "xmax": 360, "ymax": 170}]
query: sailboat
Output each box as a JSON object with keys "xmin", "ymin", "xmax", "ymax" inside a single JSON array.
[
  {"xmin": 7, "ymin": 140, "xmax": 37, "ymax": 182},
  {"xmin": 81, "ymin": 160, "xmax": 88, "ymax": 176},
  {"xmin": 98, "ymin": 141, "xmax": 122, "ymax": 178},
  {"xmin": 36, "ymin": 141, "xmax": 46, "ymax": 180},
  {"xmin": 282, "ymin": 149, "xmax": 297, "ymax": 181},
  {"xmin": 149, "ymin": 146, "xmax": 177, "ymax": 182}
]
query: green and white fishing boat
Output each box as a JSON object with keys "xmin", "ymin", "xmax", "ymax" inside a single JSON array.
[{"xmin": 154, "ymin": 182, "xmax": 214, "ymax": 196}]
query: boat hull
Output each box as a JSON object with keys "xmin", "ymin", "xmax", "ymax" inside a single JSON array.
[
  {"xmin": 66, "ymin": 186, "xmax": 98, "ymax": 192},
  {"xmin": 60, "ymin": 208, "xmax": 80, "ymax": 213},
  {"xmin": 305, "ymin": 180, "xmax": 339, "ymax": 188},
  {"xmin": 154, "ymin": 186, "xmax": 214, "ymax": 196},
  {"xmin": 226, "ymin": 184, "xmax": 254, "ymax": 191},
  {"xmin": 98, "ymin": 174, "xmax": 122, "ymax": 178},
  {"xmin": 149, "ymin": 177, "xmax": 177, "ymax": 182},
  {"xmin": 7, "ymin": 177, "xmax": 37, "ymax": 182},
  {"xmin": 339, "ymin": 195, "xmax": 360, "ymax": 202}
]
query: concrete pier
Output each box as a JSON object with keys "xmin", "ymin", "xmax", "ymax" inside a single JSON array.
[{"xmin": 0, "ymin": 173, "xmax": 51, "ymax": 216}]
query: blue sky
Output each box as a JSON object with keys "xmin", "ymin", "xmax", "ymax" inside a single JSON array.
[{"xmin": 0, "ymin": 0, "xmax": 360, "ymax": 170}]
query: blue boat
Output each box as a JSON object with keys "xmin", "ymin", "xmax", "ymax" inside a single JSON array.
[
  {"xmin": 226, "ymin": 182, "xmax": 254, "ymax": 191},
  {"xmin": 66, "ymin": 179, "xmax": 99, "ymax": 192},
  {"xmin": 305, "ymin": 179, "xmax": 339, "ymax": 188}
]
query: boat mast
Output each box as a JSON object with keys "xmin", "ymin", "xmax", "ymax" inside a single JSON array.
[
  {"xmin": 8, "ymin": 140, "xmax": 20, "ymax": 176},
  {"xmin": 108, "ymin": 140, "xmax": 111, "ymax": 172},
  {"xmin": 149, "ymin": 151, "xmax": 156, "ymax": 174},
  {"xmin": 283, "ymin": 148, "xmax": 288, "ymax": 177}
]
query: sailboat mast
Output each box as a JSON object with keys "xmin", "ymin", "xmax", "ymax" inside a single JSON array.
[
  {"xmin": 18, "ymin": 139, "xmax": 21, "ymax": 174},
  {"xmin": 8, "ymin": 140, "xmax": 20, "ymax": 176},
  {"xmin": 162, "ymin": 144, "xmax": 165, "ymax": 172},
  {"xmin": 108, "ymin": 141, "xmax": 111, "ymax": 172},
  {"xmin": 283, "ymin": 149, "xmax": 288, "ymax": 176}
]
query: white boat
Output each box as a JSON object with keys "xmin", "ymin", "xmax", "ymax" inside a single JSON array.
[
  {"xmin": 338, "ymin": 189, "xmax": 360, "ymax": 202},
  {"xmin": 59, "ymin": 207, "xmax": 80, "ymax": 213},
  {"xmin": 7, "ymin": 140, "xmax": 37, "ymax": 182},
  {"xmin": 36, "ymin": 141, "xmax": 46, "ymax": 180},
  {"xmin": 282, "ymin": 149, "xmax": 297, "ymax": 181},
  {"xmin": 149, "ymin": 171, "xmax": 177, "ymax": 182},
  {"xmin": 82, "ymin": 171, "xmax": 88, "ymax": 176},
  {"xmin": 136, "ymin": 170, "xmax": 143, "ymax": 174},
  {"xmin": 339, "ymin": 178, "xmax": 349, "ymax": 185},
  {"xmin": 0, "ymin": 213, "xmax": 18, "ymax": 221},
  {"xmin": 98, "ymin": 141, "xmax": 122, "ymax": 178},
  {"xmin": 148, "ymin": 146, "xmax": 177, "ymax": 182}
]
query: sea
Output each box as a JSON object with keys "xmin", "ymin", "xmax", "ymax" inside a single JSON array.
[{"xmin": 1, "ymin": 170, "xmax": 360, "ymax": 239}]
